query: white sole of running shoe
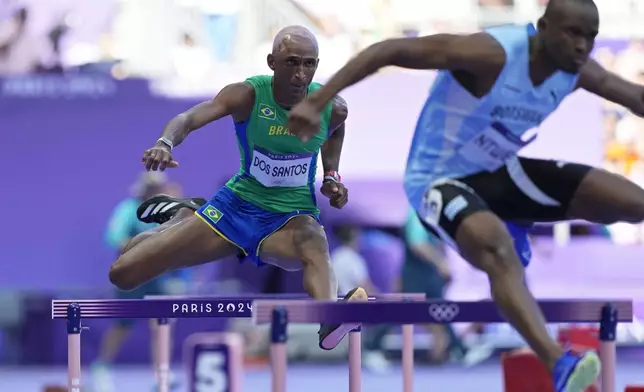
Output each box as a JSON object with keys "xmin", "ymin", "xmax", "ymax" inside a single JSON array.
[
  {"xmin": 320, "ymin": 287, "xmax": 368, "ymax": 350},
  {"xmin": 563, "ymin": 352, "xmax": 601, "ymax": 392}
]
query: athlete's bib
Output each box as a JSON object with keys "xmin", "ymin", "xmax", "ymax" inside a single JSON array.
[
  {"xmin": 458, "ymin": 122, "xmax": 536, "ymax": 171},
  {"xmin": 250, "ymin": 146, "xmax": 312, "ymax": 187}
]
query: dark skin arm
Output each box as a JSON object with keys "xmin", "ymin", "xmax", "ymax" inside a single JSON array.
[
  {"xmin": 286, "ymin": 33, "xmax": 505, "ymax": 140},
  {"xmin": 320, "ymin": 95, "xmax": 349, "ymax": 208},
  {"xmin": 577, "ymin": 59, "xmax": 644, "ymax": 117},
  {"xmin": 143, "ymin": 82, "xmax": 255, "ymax": 171}
]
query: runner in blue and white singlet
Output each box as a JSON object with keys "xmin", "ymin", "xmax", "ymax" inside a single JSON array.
[
  {"xmin": 402, "ymin": 23, "xmax": 563, "ymax": 264},
  {"xmin": 288, "ymin": 1, "xmax": 644, "ymax": 391},
  {"xmin": 404, "ymin": 23, "xmax": 576, "ymax": 214}
]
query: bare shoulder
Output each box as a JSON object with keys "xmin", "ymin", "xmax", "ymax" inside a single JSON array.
[
  {"xmin": 328, "ymin": 95, "xmax": 348, "ymax": 132},
  {"xmin": 386, "ymin": 31, "xmax": 505, "ymax": 73},
  {"xmin": 577, "ymin": 58, "xmax": 608, "ymax": 87},
  {"xmin": 220, "ymin": 81, "xmax": 255, "ymax": 105},
  {"xmin": 217, "ymin": 81, "xmax": 255, "ymax": 121},
  {"xmin": 454, "ymin": 32, "xmax": 506, "ymax": 71},
  {"xmin": 331, "ymin": 95, "xmax": 348, "ymax": 123}
]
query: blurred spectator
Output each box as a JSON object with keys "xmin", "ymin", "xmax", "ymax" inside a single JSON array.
[
  {"xmin": 609, "ymin": 75, "xmax": 644, "ymax": 179},
  {"xmin": 595, "ymin": 47, "xmax": 622, "ymax": 175},
  {"xmin": 171, "ymin": 32, "xmax": 213, "ymax": 82},
  {"xmin": 606, "ymin": 71, "xmax": 644, "ymax": 244},
  {"xmin": 330, "ymin": 225, "xmax": 390, "ymax": 372},
  {"xmin": 400, "ymin": 210, "xmax": 458, "ymax": 362},
  {"xmin": 612, "ymin": 39, "xmax": 644, "ymax": 83},
  {"xmin": 34, "ymin": 20, "xmax": 68, "ymax": 74},
  {"xmin": 400, "ymin": 210, "xmax": 487, "ymax": 364},
  {"xmin": 0, "ymin": 8, "xmax": 53, "ymax": 75},
  {"xmin": 605, "ymin": 40, "xmax": 644, "ymax": 169},
  {"xmin": 91, "ymin": 172, "xmax": 190, "ymax": 392},
  {"xmin": 601, "ymin": 41, "xmax": 644, "ymax": 244},
  {"xmin": 331, "ymin": 225, "xmax": 378, "ymax": 295},
  {"xmin": 236, "ymin": 265, "xmax": 290, "ymax": 362}
]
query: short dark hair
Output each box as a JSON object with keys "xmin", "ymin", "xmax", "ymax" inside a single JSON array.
[{"xmin": 543, "ymin": 0, "xmax": 597, "ymax": 20}]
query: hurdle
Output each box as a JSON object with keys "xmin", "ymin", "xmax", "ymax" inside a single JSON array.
[
  {"xmin": 145, "ymin": 293, "xmax": 425, "ymax": 392},
  {"xmin": 156, "ymin": 318, "xmax": 171, "ymax": 392},
  {"xmin": 239, "ymin": 293, "xmax": 425, "ymax": 392},
  {"xmin": 253, "ymin": 299, "xmax": 633, "ymax": 392},
  {"xmin": 53, "ymin": 293, "xmax": 425, "ymax": 392},
  {"xmin": 54, "ymin": 298, "xmax": 633, "ymax": 392}
]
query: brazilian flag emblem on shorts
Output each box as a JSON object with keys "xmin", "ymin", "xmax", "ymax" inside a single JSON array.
[
  {"xmin": 258, "ymin": 103, "xmax": 276, "ymax": 120},
  {"xmin": 203, "ymin": 205, "xmax": 223, "ymax": 224}
]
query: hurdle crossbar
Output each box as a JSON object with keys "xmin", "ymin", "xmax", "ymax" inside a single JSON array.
[
  {"xmin": 252, "ymin": 299, "xmax": 633, "ymax": 324},
  {"xmin": 53, "ymin": 298, "xmax": 632, "ymax": 322},
  {"xmin": 51, "ymin": 293, "xmax": 427, "ymax": 319},
  {"xmin": 142, "ymin": 294, "xmax": 407, "ymax": 300}
]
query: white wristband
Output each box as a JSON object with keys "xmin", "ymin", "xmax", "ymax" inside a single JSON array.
[
  {"xmin": 323, "ymin": 175, "xmax": 339, "ymax": 183},
  {"xmin": 157, "ymin": 137, "xmax": 174, "ymax": 151}
]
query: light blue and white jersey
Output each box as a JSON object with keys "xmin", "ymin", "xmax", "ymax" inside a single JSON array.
[{"xmin": 404, "ymin": 24, "xmax": 579, "ymax": 211}]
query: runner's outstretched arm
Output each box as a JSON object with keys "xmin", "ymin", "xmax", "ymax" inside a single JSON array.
[
  {"xmin": 143, "ymin": 82, "xmax": 253, "ymax": 171},
  {"xmin": 159, "ymin": 82, "xmax": 254, "ymax": 148},
  {"xmin": 577, "ymin": 58, "xmax": 644, "ymax": 116},
  {"xmin": 306, "ymin": 33, "xmax": 502, "ymax": 110}
]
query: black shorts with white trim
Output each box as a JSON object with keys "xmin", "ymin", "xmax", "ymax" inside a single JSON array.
[{"xmin": 418, "ymin": 157, "xmax": 592, "ymax": 243}]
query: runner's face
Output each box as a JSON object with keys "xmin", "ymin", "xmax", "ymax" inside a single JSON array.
[
  {"xmin": 268, "ymin": 38, "xmax": 318, "ymax": 96},
  {"xmin": 540, "ymin": 3, "xmax": 598, "ymax": 73}
]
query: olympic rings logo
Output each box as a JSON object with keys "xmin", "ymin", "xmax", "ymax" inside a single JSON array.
[{"xmin": 428, "ymin": 303, "xmax": 460, "ymax": 322}]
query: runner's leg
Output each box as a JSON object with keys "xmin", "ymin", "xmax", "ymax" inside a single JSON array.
[
  {"xmin": 565, "ymin": 167, "xmax": 644, "ymax": 223},
  {"xmin": 109, "ymin": 212, "xmax": 237, "ymax": 290},
  {"xmin": 259, "ymin": 215, "xmax": 337, "ymax": 300}
]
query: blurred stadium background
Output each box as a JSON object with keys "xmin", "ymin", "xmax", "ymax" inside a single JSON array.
[{"xmin": 2, "ymin": 0, "xmax": 644, "ymax": 391}]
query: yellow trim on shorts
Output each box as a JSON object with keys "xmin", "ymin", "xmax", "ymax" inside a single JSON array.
[
  {"xmin": 255, "ymin": 213, "xmax": 318, "ymax": 257},
  {"xmin": 194, "ymin": 211, "xmax": 248, "ymax": 255}
]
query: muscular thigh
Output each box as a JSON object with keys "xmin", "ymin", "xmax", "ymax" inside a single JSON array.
[
  {"xmin": 418, "ymin": 179, "xmax": 521, "ymax": 272},
  {"xmin": 567, "ymin": 167, "xmax": 644, "ymax": 223},
  {"xmin": 122, "ymin": 215, "xmax": 238, "ymax": 272},
  {"xmin": 259, "ymin": 215, "xmax": 329, "ymax": 271}
]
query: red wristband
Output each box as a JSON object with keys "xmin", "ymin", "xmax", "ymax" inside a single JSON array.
[{"xmin": 323, "ymin": 170, "xmax": 341, "ymax": 183}]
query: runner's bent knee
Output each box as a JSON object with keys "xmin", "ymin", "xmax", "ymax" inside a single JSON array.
[
  {"xmin": 455, "ymin": 211, "xmax": 523, "ymax": 276},
  {"xmin": 417, "ymin": 180, "xmax": 523, "ymax": 276}
]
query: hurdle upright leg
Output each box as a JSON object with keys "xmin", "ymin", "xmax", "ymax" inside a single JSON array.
[
  {"xmin": 599, "ymin": 304, "xmax": 617, "ymax": 392},
  {"xmin": 348, "ymin": 327, "xmax": 362, "ymax": 392},
  {"xmin": 270, "ymin": 307, "xmax": 288, "ymax": 392},
  {"xmin": 156, "ymin": 318, "xmax": 171, "ymax": 392},
  {"xmin": 402, "ymin": 324, "xmax": 414, "ymax": 392},
  {"xmin": 67, "ymin": 303, "xmax": 83, "ymax": 392}
]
